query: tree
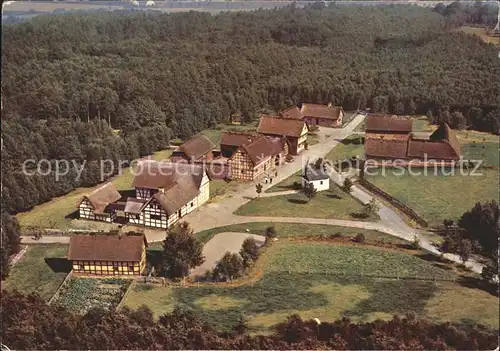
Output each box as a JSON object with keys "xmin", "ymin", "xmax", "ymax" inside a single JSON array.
[
  {"xmin": 160, "ymin": 222, "xmax": 205, "ymax": 279},
  {"xmin": 458, "ymin": 238, "xmax": 472, "ymax": 264},
  {"xmin": 458, "ymin": 201, "xmax": 499, "ymax": 258},
  {"xmin": 212, "ymin": 252, "xmax": 244, "ymax": 282},
  {"xmin": 341, "ymin": 178, "xmax": 353, "ymax": 193},
  {"xmin": 363, "ymin": 199, "xmax": 379, "ymax": 214},
  {"xmin": 239, "ymin": 237, "xmax": 260, "ymax": 268},
  {"xmin": 255, "ymin": 183, "xmax": 263, "ymax": 197},
  {"xmin": 313, "ymin": 158, "xmax": 324, "ymax": 170},
  {"xmin": 301, "ymin": 182, "xmax": 317, "ymax": 202},
  {"xmin": 450, "ymin": 111, "xmax": 467, "ymax": 130}
]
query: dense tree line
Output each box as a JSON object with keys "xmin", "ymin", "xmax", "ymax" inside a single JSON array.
[
  {"xmin": 435, "ymin": 1, "xmax": 499, "ymax": 28},
  {"xmin": 1, "ymin": 290, "xmax": 497, "ymax": 350},
  {"xmin": 0, "ymin": 211, "xmax": 21, "ymax": 280},
  {"xmin": 2, "ymin": 5, "xmax": 499, "ymax": 216}
]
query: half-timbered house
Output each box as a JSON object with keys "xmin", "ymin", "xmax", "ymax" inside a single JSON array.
[
  {"xmin": 68, "ymin": 234, "xmax": 147, "ymax": 276},
  {"xmin": 170, "ymin": 134, "xmax": 216, "ymax": 163},
  {"xmin": 125, "ymin": 161, "xmax": 210, "ymax": 229},
  {"xmin": 77, "ymin": 182, "xmax": 122, "ymax": 222},
  {"xmin": 219, "ymin": 131, "xmax": 260, "ymax": 158},
  {"xmin": 280, "ymin": 106, "xmax": 304, "ymax": 120},
  {"xmin": 301, "ymin": 103, "xmax": 344, "ymax": 128},
  {"xmin": 257, "ymin": 115, "xmax": 308, "ymax": 155},
  {"xmin": 230, "ymin": 135, "xmax": 287, "ymax": 181}
]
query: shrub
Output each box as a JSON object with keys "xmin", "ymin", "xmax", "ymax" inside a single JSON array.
[
  {"xmin": 409, "ymin": 234, "xmax": 420, "ymax": 249},
  {"xmin": 329, "ymin": 233, "xmax": 343, "ymax": 240},
  {"xmin": 212, "ymin": 252, "xmax": 244, "ymax": 282},
  {"xmin": 239, "ymin": 237, "xmax": 260, "ymax": 268},
  {"xmin": 292, "ymin": 181, "xmax": 301, "ymax": 190},
  {"xmin": 265, "ymin": 226, "xmax": 277, "ymax": 240},
  {"xmin": 354, "ymin": 233, "xmax": 365, "ymax": 243}
]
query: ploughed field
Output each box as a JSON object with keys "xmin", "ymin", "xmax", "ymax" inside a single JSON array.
[{"xmin": 123, "ymin": 240, "xmax": 499, "ymax": 333}]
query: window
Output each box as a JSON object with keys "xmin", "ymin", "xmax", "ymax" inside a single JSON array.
[
  {"xmin": 113, "ymin": 266, "xmax": 119, "ymax": 272},
  {"xmin": 320, "ymin": 181, "xmax": 323, "ymax": 185},
  {"xmin": 191, "ymin": 202, "xmax": 194, "ymax": 207},
  {"xmin": 151, "ymin": 214, "xmax": 162, "ymax": 220},
  {"xmin": 241, "ymin": 170, "xmax": 244, "ymax": 174},
  {"xmin": 129, "ymin": 266, "xmax": 135, "ymax": 272},
  {"xmin": 79, "ymin": 264, "xmax": 84, "ymax": 271}
]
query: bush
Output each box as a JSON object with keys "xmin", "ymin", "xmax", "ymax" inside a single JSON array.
[
  {"xmin": 265, "ymin": 226, "xmax": 277, "ymax": 240},
  {"xmin": 212, "ymin": 252, "xmax": 244, "ymax": 282},
  {"xmin": 292, "ymin": 181, "xmax": 301, "ymax": 190},
  {"xmin": 240, "ymin": 237, "xmax": 260, "ymax": 268},
  {"xmin": 409, "ymin": 234, "xmax": 420, "ymax": 250},
  {"xmin": 330, "ymin": 232, "xmax": 343, "ymax": 239},
  {"xmin": 354, "ymin": 233, "xmax": 365, "ymax": 243}
]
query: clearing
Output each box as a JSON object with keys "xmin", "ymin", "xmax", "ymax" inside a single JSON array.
[
  {"xmin": 459, "ymin": 26, "xmax": 500, "ymax": 46},
  {"xmin": 123, "ymin": 241, "xmax": 499, "ymax": 332},
  {"xmin": 236, "ymin": 183, "xmax": 378, "ymax": 221},
  {"xmin": 54, "ymin": 277, "xmax": 132, "ymax": 315},
  {"xmin": 3, "ymin": 244, "xmax": 70, "ymax": 301}
]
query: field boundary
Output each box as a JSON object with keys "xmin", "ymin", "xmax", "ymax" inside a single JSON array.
[
  {"xmin": 358, "ymin": 178, "xmax": 429, "ymax": 228},
  {"xmin": 48, "ymin": 270, "xmax": 73, "ymax": 305},
  {"xmin": 116, "ymin": 279, "xmax": 137, "ymax": 311}
]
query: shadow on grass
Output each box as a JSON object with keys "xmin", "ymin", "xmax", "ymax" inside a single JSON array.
[
  {"xmin": 119, "ymin": 189, "xmax": 135, "ymax": 199},
  {"xmin": 288, "ymin": 198, "xmax": 308, "ymax": 205},
  {"xmin": 456, "ymin": 276, "xmax": 499, "ymax": 297},
  {"xmin": 350, "ymin": 212, "xmax": 369, "ymax": 219},
  {"xmin": 413, "ymin": 253, "xmax": 454, "ymax": 271},
  {"xmin": 327, "ymin": 194, "xmax": 342, "ymax": 199},
  {"xmin": 65, "ymin": 210, "xmax": 79, "ymax": 220},
  {"xmin": 341, "ymin": 137, "xmax": 364, "ymax": 145},
  {"xmin": 45, "ymin": 257, "xmax": 72, "ymax": 273}
]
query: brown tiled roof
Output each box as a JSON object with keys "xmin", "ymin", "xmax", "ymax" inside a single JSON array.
[
  {"xmin": 365, "ymin": 115, "xmax": 412, "ymax": 133},
  {"xmin": 153, "ymin": 176, "xmax": 200, "ymax": 215},
  {"xmin": 429, "ymin": 123, "xmax": 461, "ymax": 157},
  {"xmin": 132, "ymin": 161, "xmax": 205, "ymax": 190},
  {"xmin": 407, "ymin": 139, "xmax": 460, "ymax": 160},
  {"xmin": 300, "ymin": 104, "xmax": 343, "ymax": 120},
  {"xmin": 365, "ymin": 133, "xmax": 410, "ymax": 141},
  {"xmin": 280, "ymin": 106, "xmax": 303, "ymax": 120},
  {"xmin": 364, "ymin": 139, "xmax": 408, "ymax": 159},
  {"xmin": 220, "ymin": 132, "xmax": 259, "ymax": 147},
  {"xmin": 178, "ymin": 134, "xmax": 216, "ymax": 160},
  {"xmin": 124, "ymin": 197, "xmax": 148, "ymax": 215},
  {"xmin": 257, "ymin": 115, "xmax": 306, "ymax": 137},
  {"xmin": 67, "ymin": 234, "xmax": 146, "ymax": 262},
  {"xmin": 79, "ymin": 182, "xmax": 121, "ymax": 215},
  {"xmin": 241, "ymin": 136, "xmax": 285, "ymax": 165}
]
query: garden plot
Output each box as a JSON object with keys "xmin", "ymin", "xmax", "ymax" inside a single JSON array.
[{"xmin": 54, "ymin": 278, "xmax": 131, "ymax": 314}]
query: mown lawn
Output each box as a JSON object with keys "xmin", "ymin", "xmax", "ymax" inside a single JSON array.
[
  {"xmin": 365, "ymin": 133, "xmax": 499, "ymax": 225},
  {"xmin": 199, "ymin": 122, "xmax": 259, "ymax": 145},
  {"xmin": 209, "ymin": 179, "xmax": 231, "ymax": 198},
  {"xmin": 123, "ymin": 241, "xmax": 499, "ymax": 332},
  {"xmin": 325, "ymin": 135, "xmax": 364, "ymax": 161},
  {"xmin": 236, "ymin": 183, "xmax": 378, "ymax": 221},
  {"xmin": 265, "ymin": 171, "xmax": 301, "ymax": 193},
  {"xmin": 3, "ymin": 244, "xmax": 70, "ymax": 301},
  {"xmin": 194, "ymin": 222, "xmax": 407, "ymax": 245},
  {"xmin": 16, "ymin": 149, "xmax": 172, "ymax": 230}
]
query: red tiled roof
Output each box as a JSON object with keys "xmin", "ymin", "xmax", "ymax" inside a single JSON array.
[
  {"xmin": 79, "ymin": 182, "xmax": 121, "ymax": 215},
  {"xmin": 280, "ymin": 106, "xmax": 303, "ymax": 120},
  {"xmin": 220, "ymin": 132, "xmax": 258, "ymax": 147},
  {"xmin": 68, "ymin": 234, "xmax": 147, "ymax": 262},
  {"xmin": 300, "ymin": 104, "xmax": 343, "ymax": 120},
  {"xmin": 257, "ymin": 115, "xmax": 306, "ymax": 137},
  {"xmin": 407, "ymin": 139, "xmax": 460, "ymax": 160},
  {"xmin": 364, "ymin": 139, "xmax": 408, "ymax": 159},
  {"xmin": 365, "ymin": 115, "xmax": 412, "ymax": 133},
  {"xmin": 241, "ymin": 136, "xmax": 285, "ymax": 165},
  {"xmin": 429, "ymin": 123, "xmax": 461, "ymax": 157},
  {"xmin": 178, "ymin": 134, "xmax": 216, "ymax": 160},
  {"xmin": 124, "ymin": 197, "xmax": 148, "ymax": 215},
  {"xmin": 132, "ymin": 161, "xmax": 205, "ymax": 190},
  {"xmin": 153, "ymin": 176, "xmax": 200, "ymax": 215}
]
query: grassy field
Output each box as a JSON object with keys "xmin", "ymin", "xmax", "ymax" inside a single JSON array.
[
  {"xmin": 365, "ymin": 130, "xmax": 499, "ymax": 225},
  {"xmin": 123, "ymin": 241, "xmax": 499, "ymax": 332},
  {"xmin": 325, "ymin": 135, "xmax": 364, "ymax": 161},
  {"xmin": 264, "ymin": 171, "xmax": 301, "ymax": 193},
  {"xmin": 3, "ymin": 244, "xmax": 70, "ymax": 301},
  {"xmin": 194, "ymin": 222, "xmax": 408, "ymax": 245},
  {"xmin": 236, "ymin": 183, "xmax": 378, "ymax": 221},
  {"xmin": 198, "ymin": 122, "xmax": 259, "ymax": 144},
  {"xmin": 54, "ymin": 277, "xmax": 131, "ymax": 315}
]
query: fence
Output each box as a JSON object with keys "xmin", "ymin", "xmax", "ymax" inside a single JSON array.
[
  {"xmin": 358, "ymin": 178, "xmax": 429, "ymax": 228},
  {"xmin": 48, "ymin": 270, "xmax": 73, "ymax": 305},
  {"xmin": 115, "ymin": 279, "xmax": 136, "ymax": 311}
]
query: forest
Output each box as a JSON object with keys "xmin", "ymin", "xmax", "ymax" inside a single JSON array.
[
  {"xmin": 1, "ymin": 3, "xmax": 499, "ymax": 217},
  {"xmin": 1, "ymin": 290, "xmax": 498, "ymax": 350}
]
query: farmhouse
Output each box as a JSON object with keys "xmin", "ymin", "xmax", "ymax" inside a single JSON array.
[
  {"xmin": 230, "ymin": 135, "xmax": 287, "ymax": 181},
  {"xmin": 300, "ymin": 103, "xmax": 344, "ymax": 128},
  {"xmin": 170, "ymin": 134, "xmax": 216, "ymax": 163},
  {"xmin": 219, "ymin": 131, "xmax": 260, "ymax": 158},
  {"xmin": 68, "ymin": 234, "xmax": 147, "ymax": 276},
  {"xmin": 124, "ymin": 161, "xmax": 209, "ymax": 228},
  {"xmin": 301, "ymin": 160, "xmax": 330, "ymax": 191},
  {"xmin": 364, "ymin": 116, "xmax": 461, "ymax": 163},
  {"xmin": 78, "ymin": 182, "xmax": 122, "ymax": 222},
  {"xmin": 257, "ymin": 115, "xmax": 308, "ymax": 155}
]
